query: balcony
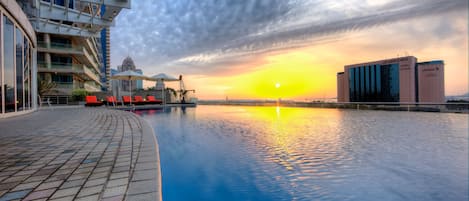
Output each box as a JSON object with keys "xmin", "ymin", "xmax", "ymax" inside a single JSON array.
[
  {"xmin": 73, "ymin": 46, "xmax": 100, "ymax": 73},
  {"xmin": 38, "ymin": 62, "xmax": 101, "ymax": 84},
  {"xmin": 84, "ymin": 81, "xmax": 101, "ymax": 92},
  {"xmin": 37, "ymin": 41, "xmax": 83, "ymax": 55},
  {"xmin": 54, "ymin": 82, "xmax": 74, "ymax": 89}
]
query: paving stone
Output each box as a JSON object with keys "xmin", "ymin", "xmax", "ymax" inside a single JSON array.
[
  {"xmin": 126, "ymin": 192, "xmax": 159, "ymax": 201},
  {"xmin": 11, "ymin": 181, "xmax": 41, "ymax": 191},
  {"xmin": 132, "ymin": 169, "xmax": 157, "ymax": 181},
  {"xmin": 101, "ymin": 195, "xmax": 124, "ymax": 201},
  {"xmin": 22, "ymin": 188, "xmax": 56, "ymax": 200},
  {"xmin": 102, "ymin": 185, "xmax": 127, "ymax": 198},
  {"xmin": 0, "ymin": 108, "xmax": 161, "ymax": 201},
  {"xmin": 134, "ymin": 162, "xmax": 157, "ymax": 171},
  {"xmin": 107, "ymin": 178, "xmax": 128, "ymax": 188},
  {"xmin": 75, "ymin": 194, "xmax": 99, "ymax": 201},
  {"xmin": 93, "ymin": 166, "xmax": 111, "ymax": 173},
  {"xmin": 49, "ymin": 195, "xmax": 74, "ymax": 201},
  {"xmin": 88, "ymin": 172, "xmax": 108, "ymax": 180},
  {"xmin": 24, "ymin": 175, "xmax": 48, "ymax": 183},
  {"xmin": 127, "ymin": 180, "xmax": 157, "ymax": 195},
  {"xmin": 50, "ymin": 187, "xmax": 80, "ymax": 199},
  {"xmin": 2, "ymin": 175, "xmax": 29, "ymax": 183},
  {"xmin": 0, "ymin": 189, "xmax": 31, "ymax": 201},
  {"xmin": 84, "ymin": 178, "xmax": 107, "ymax": 187},
  {"xmin": 77, "ymin": 185, "xmax": 103, "ymax": 198},
  {"xmin": 35, "ymin": 180, "xmax": 63, "ymax": 191},
  {"xmin": 13, "ymin": 170, "xmax": 37, "ymax": 176},
  {"xmin": 60, "ymin": 179, "xmax": 85, "ymax": 189},
  {"xmin": 0, "ymin": 182, "xmax": 20, "ymax": 191},
  {"xmin": 109, "ymin": 172, "xmax": 129, "ymax": 180},
  {"xmin": 68, "ymin": 173, "xmax": 90, "ymax": 181}
]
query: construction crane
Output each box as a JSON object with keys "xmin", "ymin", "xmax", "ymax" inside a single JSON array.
[{"xmin": 178, "ymin": 75, "xmax": 195, "ymax": 103}]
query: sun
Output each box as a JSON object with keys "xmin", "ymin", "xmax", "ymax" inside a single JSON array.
[{"xmin": 275, "ymin": 83, "xmax": 281, "ymax": 88}]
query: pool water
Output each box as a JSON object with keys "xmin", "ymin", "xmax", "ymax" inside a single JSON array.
[{"xmin": 135, "ymin": 106, "xmax": 468, "ymax": 201}]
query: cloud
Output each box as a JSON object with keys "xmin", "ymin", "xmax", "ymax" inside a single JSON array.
[{"xmin": 110, "ymin": 0, "xmax": 467, "ymax": 75}]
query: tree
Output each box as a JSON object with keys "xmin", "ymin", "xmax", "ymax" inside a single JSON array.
[{"xmin": 38, "ymin": 79, "xmax": 57, "ymax": 97}]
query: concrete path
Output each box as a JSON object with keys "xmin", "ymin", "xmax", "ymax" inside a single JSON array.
[{"xmin": 0, "ymin": 108, "xmax": 161, "ymax": 201}]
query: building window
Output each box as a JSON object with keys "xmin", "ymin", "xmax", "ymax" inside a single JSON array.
[
  {"xmin": 52, "ymin": 75, "xmax": 73, "ymax": 83},
  {"xmin": 348, "ymin": 63, "xmax": 399, "ymax": 102},
  {"xmin": 0, "ymin": 13, "xmax": 34, "ymax": 115},
  {"xmin": 16, "ymin": 27, "xmax": 23, "ymax": 111},
  {"xmin": 24, "ymin": 38, "xmax": 31, "ymax": 110},
  {"xmin": 4, "ymin": 16, "xmax": 15, "ymax": 113},
  {"xmin": 379, "ymin": 64, "xmax": 400, "ymax": 102}
]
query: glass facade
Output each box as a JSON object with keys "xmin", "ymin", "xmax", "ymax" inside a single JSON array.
[
  {"xmin": 16, "ymin": 28, "xmax": 23, "ymax": 111},
  {"xmin": 348, "ymin": 64, "xmax": 400, "ymax": 102},
  {"xmin": 1, "ymin": 13, "xmax": 34, "ymax": 115},
  {"xmin": 4, "ymin": 16, "xmax": 14, "ymax": 113}
]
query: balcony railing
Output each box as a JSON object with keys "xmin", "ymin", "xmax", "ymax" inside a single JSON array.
[
  {"xmin": 37, "ymin": 41, "xmax": 83, "ymax": 53},
  {"xmin": 84, "ymin": 82, "xmax": 101, "ymax": 92},
  {"xmin": 54, "ymin": 82, "xmax": 74, "ymax": 89},
  {"xmin": 38, "ymin": 62, "xmax": 101, "ymax": 83}
]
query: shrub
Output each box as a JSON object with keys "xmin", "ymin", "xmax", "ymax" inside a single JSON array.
[{"xmin": 72, "ymin": 89, "xmax": 89, "ymax": 101}]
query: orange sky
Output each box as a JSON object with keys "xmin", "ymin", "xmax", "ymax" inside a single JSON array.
[{"xmin": 144, "ymin": 10, "xmax": 468, "ymax": 100}]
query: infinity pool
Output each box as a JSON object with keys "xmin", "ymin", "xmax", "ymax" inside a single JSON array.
[{"xmin": 135, "ymin": 105, "xmax": 468, "ymax": 201}]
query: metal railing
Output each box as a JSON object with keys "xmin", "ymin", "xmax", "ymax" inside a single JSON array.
[
  {"xmin": 54, "ymin": 82, "xmax": 74, "ymax": 89},
  {"xmin": 38, "ymin": 62, "xmax": 101, "ymax": 83},
  {"xmin": 42, "ymin": 96, "xmax": 70, "ymax": 105},
  {"xmin": 37, "ymin": 41, "xmax": 83, "ymax": 52}
]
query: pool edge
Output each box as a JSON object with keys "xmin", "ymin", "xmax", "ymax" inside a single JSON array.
[{"xmin": 126, "ymin": 113, "xmax": 163, "ymax": 201}]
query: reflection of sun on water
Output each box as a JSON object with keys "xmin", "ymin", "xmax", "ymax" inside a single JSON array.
[{"xmin": 234, "ymin": 107, "xmax": 343, "ymax": 171}]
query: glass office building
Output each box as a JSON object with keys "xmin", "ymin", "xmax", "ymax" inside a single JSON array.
[
  {"xmin": 0, "ymin": 1, "xmax": 37, "ymax": 117},
  {"xmin": 337, "ymin": 56, "xmax": 445, "ymax": 103},
  {"xmin": 348, "ymin": 64, "xmax": 399, "ymax": 102}
]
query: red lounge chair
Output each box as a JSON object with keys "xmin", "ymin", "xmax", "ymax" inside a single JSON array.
[
  {"xmin": 106, "ymin": 96, "xmax": 121, "ymax": 106},
  {"xmin": 122, "ymin": 96, "xmax": 132, "ymax": 105},
  {"xmin": 134, "ymin": 96, "xmax": 146, "ymax": 105},
  {"xmin": 85, "ymin": 96, "xmax": 103, "ymax": 106},
  {"xmin": 146, "ymin": 96, "xmax": 162, "ymax": 104}
]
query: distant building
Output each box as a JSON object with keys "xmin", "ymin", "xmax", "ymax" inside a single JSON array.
[
  {"xmin": 135, "ymin": 69, "xmax": 143, "ymax": 90},
  {"xmin": 110, "ymin": 68, "xmax": 119, "ymax": 96},
  {"xmin": 337, "ymin": 56, "xmax": 444, "ymax": 103},
  {"xmin": 117, "ymin": 56, "xmax": 137, "ymax": 91}
]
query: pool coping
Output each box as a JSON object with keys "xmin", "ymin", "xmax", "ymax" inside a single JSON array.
[{"xmin": 125, "ymin": 112, "xmax": 163, "ymax": 201}]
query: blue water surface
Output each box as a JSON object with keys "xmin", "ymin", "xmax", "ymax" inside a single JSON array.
[{"xmin": 135, "ymin": 106, "xmax": 468, "ymax": 201}]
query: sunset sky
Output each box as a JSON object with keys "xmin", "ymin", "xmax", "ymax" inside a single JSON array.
[{"xmin": 110, "ymin": 0, "xmax": 468, "ymax": 100}]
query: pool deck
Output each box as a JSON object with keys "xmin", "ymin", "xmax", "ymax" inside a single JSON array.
[{"xmin": 0, "ymin": 108, "xmax": 162, "ymax": 201}]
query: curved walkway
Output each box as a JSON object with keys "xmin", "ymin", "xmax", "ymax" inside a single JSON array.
[{"xmin": 0, "ymin": 108, "xmax": 161, "ymax": 201}]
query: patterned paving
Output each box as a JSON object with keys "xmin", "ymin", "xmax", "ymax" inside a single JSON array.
[{"xmin": 0, "ymin": 108, "xmax": 161, "ymax": 201}]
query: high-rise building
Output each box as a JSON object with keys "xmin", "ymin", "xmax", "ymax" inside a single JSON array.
[
  {"xmin": 337, "ymin": 56, "xmax": 445, "ymax": 103},
  {"xmin": 18, "ymin": 0, "xmax": 130, "ymax": 96},
  {"xmin": 117, "ymin": 56, "xmax": 136, "ymax": 91},
  {"xmin": 101, "ymin": 27, "xmax": 111, "ymax": 91}
]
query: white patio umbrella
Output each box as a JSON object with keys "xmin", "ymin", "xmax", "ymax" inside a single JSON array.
[
  {"xmin": 111, "ymin": 70, "xmax": 152, "ymax": 105},
  {"xmin": 150, "ymin": 73, "xmax": 180, "ymax": 104}
]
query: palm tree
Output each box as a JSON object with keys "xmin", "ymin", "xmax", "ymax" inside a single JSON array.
[
  {"xmin": 38, "ymin": 79, "xmax": 57, "ymax": 97},
  {"xmin": 166, "ymin": 87, "xmax": 177, "ymax": 102},
  {"xmin": 37, "ymin": 79, "xmax": 57, "ymax": 106}
]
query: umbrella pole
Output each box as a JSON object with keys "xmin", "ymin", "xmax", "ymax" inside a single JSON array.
[{"xmin": 129, "ymin": 77, "xmax": 132, "ymax": 105}]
